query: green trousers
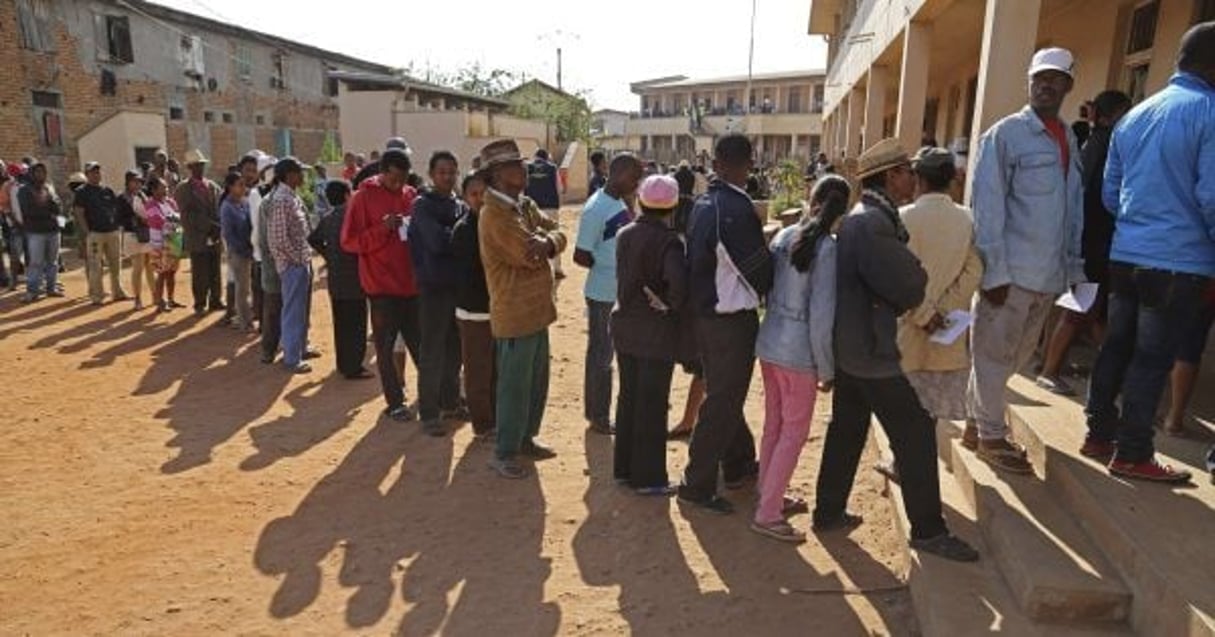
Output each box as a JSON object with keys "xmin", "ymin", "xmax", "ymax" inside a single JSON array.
[{"xmin": 495, "ymin": 329, "xmax": 550, "ymax": 459}]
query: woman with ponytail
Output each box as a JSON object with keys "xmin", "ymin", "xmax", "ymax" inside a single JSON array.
[{"xmin": 750, "ymin": 174, "xmax": 849, "ymax": 543}]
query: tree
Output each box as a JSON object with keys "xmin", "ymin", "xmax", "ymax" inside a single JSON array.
[{"xmin": 506, "ymin": 81, "xmax": 593, "ymax": 144}]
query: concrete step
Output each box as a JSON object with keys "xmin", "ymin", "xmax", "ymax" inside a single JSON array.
[
  {"xmin": 1005, "ymin": 375, "xmax": 1215, "ymax": 637},
  {"xmin": 869, "ymin": 426, "xmax": 1131, "ymax": 637},
  {"xmin": 948, "ymin": 439, "xmax": 1131, "ymax": 624}
]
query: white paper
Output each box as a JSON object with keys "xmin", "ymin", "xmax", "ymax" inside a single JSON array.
[
  {"xmin": 929, "ymin": 309, "xmax": 974, "ymax": 346},
  {"xmin": 398, "ymin": 217, "xmax": 410, "ymax": 241},
  {"xmin": 1056, "ymin": 282, "xmax": 1100, "ymax": 313}
]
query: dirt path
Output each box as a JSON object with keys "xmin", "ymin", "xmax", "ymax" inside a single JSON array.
[{"xmin": 0, "ymin": 208, "xmax": 914, "ymax": 636}]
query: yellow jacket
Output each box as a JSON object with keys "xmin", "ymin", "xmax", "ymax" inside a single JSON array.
[
  {"xmin": 898, "ymin": 193, "xmax": 984, "ymax": 373},
  {"xmin": 478, "ymin": 190, "xmax": 567, "ymax": 338}
]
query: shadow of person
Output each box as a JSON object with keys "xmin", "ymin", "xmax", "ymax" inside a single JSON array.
[
  {"xmin": 397, "ymin": 440, "xmax": 560, "ymax": 637},
  {"xmin": 153, "ymin": 340, "xmax": 292, "ymax": 474},
  {"xmin": 239, "ymin": 374, "xmax": 380, "ymax": 471},
  {"xmin": 77, "ymin": 317, "xmax": 193, "ymax": 370},
  {"xmin": 0, "ymin": 299, "xmax": 97, "ymax": 341},
  {"xmin": 253, "ymin": 418, "xmax": 422, "ymax": 622}
]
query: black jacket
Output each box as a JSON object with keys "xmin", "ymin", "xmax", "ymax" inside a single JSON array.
[
  {"xmin": 611, "ymin": 215, "xmax": 687, "ymax": 361},
  {"xmin": 451, "ymin": 208, "xmax": 489, "ymax": 314},
  {"xmin": 1080, "ymin": 125, "xmax": 1115, "ymax": 283},
  {"xmin": 834, "ymin": 191, "xmax": 927, "ymax": 379},
  {"xmin": 685, "ymin": 180, "xmax": 773, "ymax": 316},
  {"xmin": 307, "ymin": 205, "xmax": 364, "ymax": 300},
  {"xmin": 407, "ymin": 189, "xmax": 465, "ymax": 293},
  {"xmin": 17, "ymin": 184, "xmax": 61, "ymax": 234},
  {"xmin": 75, "ymin": 184, "xmax": 121, "ymax": 233}
]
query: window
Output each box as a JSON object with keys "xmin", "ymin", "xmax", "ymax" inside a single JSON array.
[
  {"xmin": 812, "ymin": 84, "xmax": 825, "ymax": 113},
  {"xmin": 1127, "ymin": 1, "xmax": 1159, "ymax": 54},
  {"xmin": 255, "ymin": 113, "xmax": 266, "ymax": 126},
  {"xmin": 169, "ymin": 106, "xmax": 184, "ymax": 120},
  {"xmin": 204, "ymin": 110, "xmax": 216, "ymax": 123},
  {"xmin": 787, "ymin": 87, "xmax": 802, "ymax": 113},
  {"xmin": 1127, "ymin": 62, "xmax": 1151, "ymax": 103},
  {"xmin": 270, "ymin": 51, "xmax": 286, "ymax": 90},
  {"xmin": 180, "ymin": 35, "xmax": 204, "ymax": 78},
  {"xmin": 17, "ymin": 0, "xmax": 54, "ymax": 52},
  {"xmin": 99, "ymin": 15, "xmax": 133, "ymax": 63},
  {"xmin": 221, "ymin": 112, "xmax": 234, "ymax": 124},
  {"xmin": 31, "ymin": 91, "xmax": 63, "ymax": 148},
  {"xmin": 809, "ymin": 135, "xmax": 821, "ymax": 152},
  {"xmin": 235, "ymin": 44, "xmax": 253, "ymax": 82},
  {"xmin": 1198, "ymin": 0, "xmax": 1215, "ymax": 22}
]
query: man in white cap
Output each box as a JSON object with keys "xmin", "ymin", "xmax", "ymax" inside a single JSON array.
[{"xmin": 967, "ymin": 47, "xmax": 1085, "ymax": 475}]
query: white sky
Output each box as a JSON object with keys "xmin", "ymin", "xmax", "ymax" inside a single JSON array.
[{"xmin": 150, "ymin": 0, "xmax": 829, "ymax": 111}]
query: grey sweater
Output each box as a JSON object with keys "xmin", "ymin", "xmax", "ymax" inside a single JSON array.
[{"xmin": 834, "ymin": 193, "xmax": 928, "ymax": 379}]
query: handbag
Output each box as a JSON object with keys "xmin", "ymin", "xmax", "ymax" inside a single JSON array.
[{"xmin": 711, "ymin": 192, "xmax": 759, "ymax": 314}]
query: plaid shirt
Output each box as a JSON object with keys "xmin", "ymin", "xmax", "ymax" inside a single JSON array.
[{"xmin": 266, "ymin": 183, "xmax": 310, "ymax": 273}]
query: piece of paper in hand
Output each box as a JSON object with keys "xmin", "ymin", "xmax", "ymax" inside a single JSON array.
[
  {"xmin": 1056, "ymin": 282, "xmax": 1100, "ymax": 313},
  {"xmin": 398, "ymin": 217, "xmax": 410, "ymax": 242},
  {"xmin": 929, "ymin": 309, "xmax": 974, "ymax": 346}
]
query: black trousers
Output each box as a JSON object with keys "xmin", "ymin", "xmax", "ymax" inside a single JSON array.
[
  {"xmin": 261, "ymin": 292, "xmax": 283, "ymax": 361},
  {"xmin": 251, "ymin": 261, "xmax": 264, "ymax": 324},
  {"xmin": 331, "ymin": 295, "xmax": 368, "ymax": 377},
  {"xmin": 418, "ymin": 289, "xmax": 463, "ymax": 421},
  {"xmin": 814, "ymin": 370, "xmax": 947, "ymax": 540},
  {"xmin": 370, "ymin": 295, "xmax": 421, "ymax": 409},
  {"xmin": 680, "ymin": 312, "xmax": 759, "ymax": 500},
  {"xmin": 615, "ymin": 353, "xmax": 674, "ymax": 489},
  {"xmin": 190, "ymin": 246, "xmax": 223, "ymax": 311}
]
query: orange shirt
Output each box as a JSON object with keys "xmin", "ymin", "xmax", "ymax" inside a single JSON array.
[{"xmin": 1042, "ymin": 116, "xmax": 1071, "ymax": 175}]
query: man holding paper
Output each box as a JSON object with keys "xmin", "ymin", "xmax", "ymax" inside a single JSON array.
[
  {"xmin": 968, "ymin": 48, "xmax": 1086, "ymax": 475},
  {"xmin": 898, "ymin": 146, "xmax": 984, "ymax": 422}
]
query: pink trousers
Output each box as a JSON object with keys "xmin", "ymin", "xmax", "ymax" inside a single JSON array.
[{"xmin": 756, "ymin": 361, "xmax": 819, "ymax": 525}]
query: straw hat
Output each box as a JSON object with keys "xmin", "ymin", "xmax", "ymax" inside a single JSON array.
[
  {"xmin": 478, "ymin": 140, "xmax": 524, "ymax": 170},
  {"xmin": 856, "ymin": 138, "xmax": 910, "ymax": 180},
  {"xmin": 184, "ymin": 149, "xmax": 209, "ymax": 165}
]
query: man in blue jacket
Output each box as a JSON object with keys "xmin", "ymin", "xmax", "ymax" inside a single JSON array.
[
  {"xmin": 968, "ymin": 47, "xmax": 1085, "ymax": 475},
  {"xmin": 677, "ymin": 134, "xmax": 773, "ymax": 514},
  {"xmin": 1082, "ymin": 23, "xmax": 1215, "ymax": 484},
  {"xmin": 409, "ymin": 150, "xmax": 469, "ymax": 437},
  {"xmin": 526, "ymin": 148, "xmax": 565, "ymax": 277}
]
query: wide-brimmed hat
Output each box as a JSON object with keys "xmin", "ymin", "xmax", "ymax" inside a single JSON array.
[
  {"xmin": 67, "ymin": 171, "xmax": 87, "ymax": 185},
  {"xmin": 856, "ymin": 138, "xmax": 910, "ymax": 180},
  {"xmin": 911, "ymin": 146, "xmax": 956, "ymax": 172},
  {"xmin": 479, "ymin": 140, "xmax": 524, "ymax": 170},
  {"xmin": 184, "ymin": 149, "xmax": 209, "ymax": 165}
]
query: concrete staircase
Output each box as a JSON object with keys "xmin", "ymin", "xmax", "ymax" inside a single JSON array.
[{"xmin": 872, "ymin": 374, "xmax": 1215, "ymax": 636}]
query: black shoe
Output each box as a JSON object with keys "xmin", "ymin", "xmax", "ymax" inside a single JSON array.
[
  {"xmin": 677, "ymin": 489, "xmax": 734, "ymax": 515},
  {"xmin": 588, "ymin": 420, "xmax": 614, "ymax": 435},
  {"xmin": 521, "ymin": 439, "xmax": 557, "ymax": 460},
  {"xmin": 260, "ymin": 354, "xmax": 275, "ymax": 365},
  {"xmin": 811, "ymin": 512, "xmax": 864, "ymax": 533},
  {"xmin": 343, "ymin": 368, "xmax": 375, "ymax": 380},
  {"xmin": 303, "ymin": 348, "xmax": 322, "ymax": 360},
  {"xmin": 910, "ymin": 533, "xmax": 980, "ymax": 563},
  {"xmin": 385, "ymin": 404, "xmax": 417, "ymax": 422},
  {"xmin": 440, "ymin": 404, "xmax": 471, "ymax": 421}
]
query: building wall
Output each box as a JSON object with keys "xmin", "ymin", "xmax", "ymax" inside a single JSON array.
[
  {"xmin": 76, "ymin": 110, "xmax": 167, "ymax": 189},
  {"xmin": 1, "ymin": 0, "xmax": 383, "ymax": 189},
  {"xmin": 337, "ymin": 87, "xmax": 396, "ymax": 155}
]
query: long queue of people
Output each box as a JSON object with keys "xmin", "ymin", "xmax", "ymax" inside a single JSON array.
[{"xmin": 1, "ymin": 24, "xmax": 1211, "ymax": 566}]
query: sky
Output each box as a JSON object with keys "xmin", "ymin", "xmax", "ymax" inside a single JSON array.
[{"xmin": 151, "ymin": 0, "xmax": 829, "ymax": 111}]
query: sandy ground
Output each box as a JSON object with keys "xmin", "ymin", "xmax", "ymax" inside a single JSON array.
[{"xmin": 0, "ymin": 207, "xmax": 914, "ymax": 636}]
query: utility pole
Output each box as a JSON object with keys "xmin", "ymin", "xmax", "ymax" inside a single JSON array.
[
  {"xmin": 557, "ymin": 47, "xmax": 563, "ymax": 91},
  {"xmin": 744, "ymin": 0, "xmax": 757, "ymax": 127}
]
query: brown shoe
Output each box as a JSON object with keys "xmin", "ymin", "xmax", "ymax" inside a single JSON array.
[
  {"xmin": 962, "ymin": 421, "xmax": 979, "ymax": 451},
  {"xmin": 977, "ymin": 439, "xmax": 1033, "ymax": 475}
]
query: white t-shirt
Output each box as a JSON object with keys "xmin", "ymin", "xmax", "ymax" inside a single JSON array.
[{"xmin": 248, "ymin": 185, "xmax": 263, "ymax": 262}]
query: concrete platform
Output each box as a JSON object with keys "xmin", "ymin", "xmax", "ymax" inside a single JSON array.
[
  {"xmin": 948, "ymin": 439, "xmax": 1131, "ymax": 624},
  {"xmin": 871, "ymin": 426, "xmax": 1131, "ymax": 636},
  {"xmin": 1005, "ymin": 375, "xmax": 1215, "ymax": 637}
]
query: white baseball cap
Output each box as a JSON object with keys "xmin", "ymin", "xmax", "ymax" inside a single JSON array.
[{"xmin": 1028, "ymin": 47, "xmax": 1075, "ymax": 78}]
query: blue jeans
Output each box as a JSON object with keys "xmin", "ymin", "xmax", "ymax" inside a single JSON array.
[
  {"xmin": 25, "ymin": 231, "xmax": 60, "ymax": 296},
  {"xmin": 1086, "ymin": 262, "xmax": 1210, "ymax": 463},
  {"xmin": 279, "ymin": 263, "xmax": 312, "ymax": 367},
  {"xmin": 584, "ymin": 298, "xmax": 615, "ymax": 426}
]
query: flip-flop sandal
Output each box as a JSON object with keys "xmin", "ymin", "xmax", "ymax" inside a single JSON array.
[
  {"xmin": 781, "ymin": 496, "xmax": 809, "ymax": 516},
  {"xmin": 750, "ymin": 520, "xmax": 807, "ymax": 544},
  {"xmin": 635, "ymin": 484, "xmax": 677, "ymax": 497}
]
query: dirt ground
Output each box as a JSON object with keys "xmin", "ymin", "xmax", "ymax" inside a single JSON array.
[{"xmin": 0, "ymin": 207, "xmax": 915, "ymax": 636}]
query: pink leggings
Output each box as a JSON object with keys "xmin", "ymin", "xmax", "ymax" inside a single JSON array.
[{"xmin": 756, "ymin": 361, "xmax": 819, "ymax": 525}]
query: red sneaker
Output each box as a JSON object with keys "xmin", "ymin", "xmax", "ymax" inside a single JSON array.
[
  {"xmin": 1079, "ymin": 439, "xmax": 1117, "ymax": 463},
  {"xmin": 1108, "ymin": 458, "xmax": 1193, "ymax": 484}
]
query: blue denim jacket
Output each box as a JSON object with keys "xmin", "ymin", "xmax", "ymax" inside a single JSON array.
[
  {"xmin": 972, "ymin": 105, "xmax": 1085, "ymax": 294},
  {"xmin": 1103, "ymin": 72, "xmax": 1215, "ymax": 277},
  {"xmin": 755, "ymin": 227, "xmax": 836, "ymax": 381}
]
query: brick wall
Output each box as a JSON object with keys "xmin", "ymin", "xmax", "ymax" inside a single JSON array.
[{"xmin": 0, "ymin": 0, "xmax": 354, "ymax": 189}]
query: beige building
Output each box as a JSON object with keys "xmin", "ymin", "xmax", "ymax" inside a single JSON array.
[
  {"xmin": 600, "ymin": 70, "xmax": 827, "ymax": 165},
  {"xmin": 809, "ymin": 0, "xmax": 1215, "ymax": 192},
  {"xmin": 333, "ymin": 70, "xmax": 551, "ymax": 170}
]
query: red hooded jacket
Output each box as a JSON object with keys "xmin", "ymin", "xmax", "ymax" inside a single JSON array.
[{"xmin": 340, "ymin": 175, "xmax": 419, "ymax": 298}]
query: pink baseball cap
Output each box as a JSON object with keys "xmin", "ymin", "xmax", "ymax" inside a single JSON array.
[{"xmin": 638, "ymin": 175, "xmax": 679, "ymax": 209}]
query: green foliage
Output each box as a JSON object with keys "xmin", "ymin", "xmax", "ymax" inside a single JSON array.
[
  {"xmin": 318, "ymin": 131, "xmax": 342, "ymax": 164},
  {"xmin": 770, "ymin": 159, "xmax": 806, "ymax": 213},
  {"xmin": 506, "ymin": 82, "xmax": 593, "ymax": 144}
]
